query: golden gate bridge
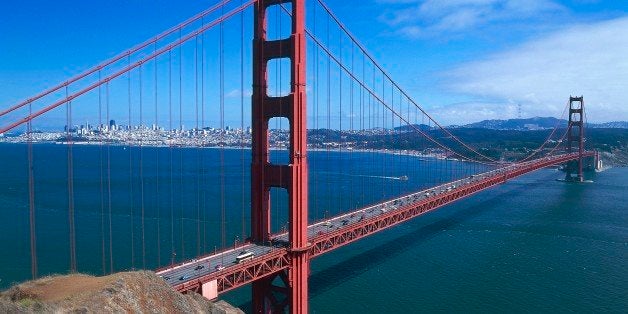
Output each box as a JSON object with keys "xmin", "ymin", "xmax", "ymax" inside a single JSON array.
[{"xmin": 0, "ymin": 0, "xmax": 597, "ymax": 312}]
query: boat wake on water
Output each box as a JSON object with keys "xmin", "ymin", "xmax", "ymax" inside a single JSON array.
[{"xmin": 320, "ymin": 172, "xmax": 409, "ymax": 181}]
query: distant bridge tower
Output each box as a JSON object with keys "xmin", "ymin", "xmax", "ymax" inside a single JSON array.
[
  {"xmin": 251, "ymin": 0, "xmax": 309, "ymax": 313},
  {"xmin": 565, "ymin": 96, "xmax": 585, "ymax": 182}
]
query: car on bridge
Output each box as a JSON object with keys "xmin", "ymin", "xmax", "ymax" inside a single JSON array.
[{"xmin": 179, "ymin": 274, "xmax": 191, "ymax": 281}]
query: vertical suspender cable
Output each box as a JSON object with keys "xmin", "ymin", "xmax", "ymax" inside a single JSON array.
[
  {"xmin": 201, "ymin": 17, "xmax": 208, "ymax": 254},
  {"xmin": 127, "ymin": 55, "xmax": 135, "ymax": 270},
  {"xmin": 313, "ymin": 3, "xmax": 319, "ymax": 222},
  {"xmin": 240, "ymin": 1, "xmax": 246, "ymax": 241},
  {"xmin": 27, "ymin": 102, "xmax": 37, "ymax": 279},
  {"xmin": 179, "ymin": 28, "xmax": 185, "ymax": 260},
  {"xmin": 140, "ymin": 63, "xmax": 146, "ymax": 269},
  {"xmin": 360, "ymin": 53, "xmax": 365, "ymax": 206},
  {"xmin": 381, "ymin": 73, "xmax": 385, "ymax": 200},
  {"xmin": 367, "ymin": 62, "xmax": 377, "ymax": 203},
  {"xmin": 106, "ymin": 82, "xmax": 113, "ymax": 273},
  {"xmin": 66, "ymin": 86, "xmax": 77, "ymax": 272},
  {"xmin": 325, "ymin": 13, "xmax": 330, "ymax": 220},
  {"xmin": 98, "ymin": 71, "xmax": 106, "ymax": 274},
  {"xmin": 154, "ymin": 42, "xmax": 161, "ymax": 267},
  {"xmin": 195, "ymin": 34, "xmax": 201, "ymax": 258},
  {"xmin": 275, "ymin": 6, "xmax": 281, "ymax": 236},
  {"xmin": 169, "ymin": 48, "xmax": 175, "ymax": 265},
  {"xmin": 404, "ymin": 92, "xmax": 410, "ymax": 194},
  {"xmin": 349, "ymin": 40, "xmax": 354, "ymax": 210},
  {"xmin": 220, "ymin": 4, "xmax": 227, "ymax": 251},
  {"xmin": 338, "ymin": 28, "xmax": 343, "ymax": 213}
]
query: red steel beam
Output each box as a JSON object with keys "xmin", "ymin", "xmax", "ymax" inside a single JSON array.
[
  {"xmin": 251, "ymin": 0, "xmax": 308, "ymax": 312},
  {"xmin": 172, "ymin": 249, "xmax": 290, "ymax": 295}
]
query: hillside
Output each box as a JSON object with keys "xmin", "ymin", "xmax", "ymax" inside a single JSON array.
[
  {"xmin": 458, "ymin": 117, "xmax": 628, "ymax": 130},
  {"xmin": 309, "ymin": 127, "xmax": 628, "ymax": 165},
  {"xmin": 0, "ymin": 271, "xmax": 242, "ymax": 313}
]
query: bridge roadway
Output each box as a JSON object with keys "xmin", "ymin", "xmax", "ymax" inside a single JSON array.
[{"xmin": 156, "ymin": 152, "xmax": 594, "ymax": 297}]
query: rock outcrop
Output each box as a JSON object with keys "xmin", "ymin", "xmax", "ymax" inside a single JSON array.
[{"xmin": 0, "ymin": 271, "xmax": 242, "ymax": 313}]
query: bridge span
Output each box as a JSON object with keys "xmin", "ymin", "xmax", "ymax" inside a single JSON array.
[
  {"xmin": 157, "ymin": 151, "xmax": 594, "ymax": 298},
  {"xmin": 0, "ymin": 0, "xmax": 597, "ymax": 311}
]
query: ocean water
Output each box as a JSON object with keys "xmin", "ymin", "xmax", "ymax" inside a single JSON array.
[
  {"xmin": 0, "ymin": 143, "xmax": 626, "ymax": 312},
  {"xmin": 223, "ymin": 164, "xmax": 628, "ymax": 312}
]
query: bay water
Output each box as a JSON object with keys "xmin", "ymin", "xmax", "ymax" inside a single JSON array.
[{"xmin": 0, "ymin": 143, "xmax": 626, "ymax": 312}]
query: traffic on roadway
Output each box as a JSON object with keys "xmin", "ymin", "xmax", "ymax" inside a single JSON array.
[{"xmin": 157, "ymin": 156, "xmax": 563, "ymax": 287}]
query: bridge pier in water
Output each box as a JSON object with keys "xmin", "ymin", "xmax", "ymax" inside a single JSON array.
[{"xmin": 251, "ymin": 0, "xmax": 309, "ymax": 312}]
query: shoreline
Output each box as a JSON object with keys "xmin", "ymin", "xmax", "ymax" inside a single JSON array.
[{"xmin": 0, "ymin": 141, "xmax": 450, "ymax": 160}]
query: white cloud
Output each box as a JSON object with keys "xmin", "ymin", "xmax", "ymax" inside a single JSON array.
[
  {"xmin": 225, "ymin": 89, "xmax": 252, "ymax": 98},
  {"xmin": 430, "ymin": 101, "xmax": 560, "ymax": 125},
  {"xmin": 443, "ymin": 16, "xmax": 628, "ymax": 123},
  {"xmin": 378, "ymin": 0, "xmax": 564, "ymax": 38}
]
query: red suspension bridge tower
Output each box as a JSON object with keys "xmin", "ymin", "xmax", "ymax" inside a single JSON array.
[
  {"xmin": 251, "ymin": 0, "xmax": 309, "ymax": 312},
  {"xmin": 565, "ymin": 96, "xmax": 586, "ymax": 182}
]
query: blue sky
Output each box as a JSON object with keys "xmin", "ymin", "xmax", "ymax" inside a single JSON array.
[{"xmin": 1, "ymin": 0, "xmax": 627, "ymax": 128}]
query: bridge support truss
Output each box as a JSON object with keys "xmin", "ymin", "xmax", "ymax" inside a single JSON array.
[
  {"xmin": 251, "ymin": 0, "xmax": 309, "ymax": 313},
  {"xmin": 565, "ymin": 96, "xmax": 585, "ymax": 182}
]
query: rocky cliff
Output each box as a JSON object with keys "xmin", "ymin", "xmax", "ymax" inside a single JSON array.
[{"xmin": 0, "ymin": 271, "xmax": 242, "ymax": 313}]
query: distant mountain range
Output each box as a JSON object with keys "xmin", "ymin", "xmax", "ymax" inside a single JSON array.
[
  {"xmin": 393, "ymin": 117, "xmax": 628, "ymax": 132},
  {"xmin": 451, "ymin": 117, "xmax": 628, "ymax": 130}
]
